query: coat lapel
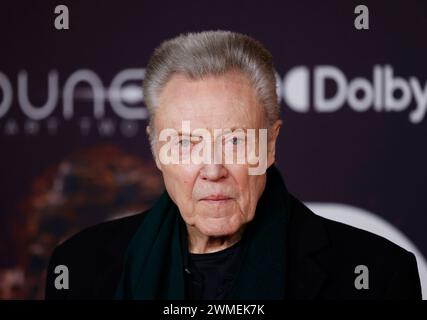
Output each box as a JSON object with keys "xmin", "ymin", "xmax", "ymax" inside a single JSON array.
[{"xmin": 286, "ymin": 194, "xmax": 330, "ymax": 299}]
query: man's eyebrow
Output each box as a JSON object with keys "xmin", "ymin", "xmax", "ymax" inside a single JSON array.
[
  {"xmin": 226, "ymin": 126, "xmax": 249, "ymax": 131},
  {"xmin": 176, "ymin": 131, "xmax": 189, "ymax": 136},
  {"xmin": 175, "ymin": 126, "xmax": 249, "ymax": 135}
]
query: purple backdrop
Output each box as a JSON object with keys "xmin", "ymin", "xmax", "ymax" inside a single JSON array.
[{"xmin": 0, "ymin": 0, "xmax": 426, "ymax": 298}]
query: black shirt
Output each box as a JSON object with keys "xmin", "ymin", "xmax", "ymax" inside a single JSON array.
[
  {"xmin": 180, "ymin": 219, "xmax": 245, "ymax": 300},
  {"xmin": 188, "ymin": 240, "xmax": 243, "ymax": 300}
]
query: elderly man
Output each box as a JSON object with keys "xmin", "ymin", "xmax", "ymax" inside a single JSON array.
[{"xmin": 45, "ymin": 31, "xmax": 421, "ymax": 300}]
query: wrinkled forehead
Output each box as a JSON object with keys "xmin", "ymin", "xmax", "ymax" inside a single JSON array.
[{"xmin": 154, "ymin": 72, "xmax": 267, "ymax": 132}]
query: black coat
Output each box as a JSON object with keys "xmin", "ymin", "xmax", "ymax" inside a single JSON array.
[{"xmin": 45, "ymin": 192, "xmax": 422, "ymax": 300}]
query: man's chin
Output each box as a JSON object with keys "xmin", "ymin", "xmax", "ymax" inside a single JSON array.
[{"xmin": 195, "ymin": 219, "xmax": 243, "ymax": 238}]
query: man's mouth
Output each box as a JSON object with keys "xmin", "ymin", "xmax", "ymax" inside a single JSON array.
[{"xmin": 201, "ymin": 194, "xmax": 232, "ymax": 203}]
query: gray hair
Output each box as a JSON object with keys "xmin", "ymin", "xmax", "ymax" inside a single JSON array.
[{"xmin": 143, "ymin": 30, "xmax": 280, "ymax": 148}]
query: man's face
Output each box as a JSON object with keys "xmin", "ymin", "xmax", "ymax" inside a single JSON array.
[{"xmin": 151, "ymin": 71, "xmax": 281, "ymax": 237}]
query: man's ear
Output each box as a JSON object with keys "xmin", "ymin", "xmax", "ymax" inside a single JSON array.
[
  {"xmin": 146, "ymin": 125, "xmax": 162, "ymax": 171},
  {"xmin": 267, "ymin": 120, "xmax": 282, "ymax": 168}
]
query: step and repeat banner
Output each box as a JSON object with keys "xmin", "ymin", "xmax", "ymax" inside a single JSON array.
[{"xmin": 0, "ymin": 0, "xmax": 426, "ymax": 298}]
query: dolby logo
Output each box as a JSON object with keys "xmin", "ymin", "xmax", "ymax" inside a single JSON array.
[{"xmin": 281, "ymin": 65, "xmax": 427, "ymax": 124}]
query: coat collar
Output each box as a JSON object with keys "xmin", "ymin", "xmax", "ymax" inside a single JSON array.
[{"xmin": 286, "ymin": 193, "xmax": 330, "ymax": 299}]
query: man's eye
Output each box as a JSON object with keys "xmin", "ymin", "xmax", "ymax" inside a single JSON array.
[
  {"xmin": 179, "ymin": 139, "xmax": 191, "ymax": 147},
  {"xmin": 228, "ymin": 137, "xmax": 243, "ymax": 145}
]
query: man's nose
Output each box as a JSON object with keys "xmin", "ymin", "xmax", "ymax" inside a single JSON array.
[{"xmin": 199, "ymin": 164, "xmax": 228, "ymax": 181}]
